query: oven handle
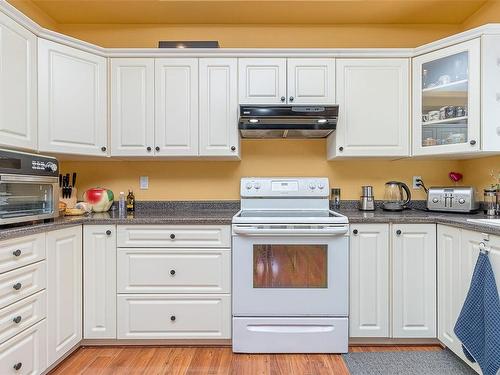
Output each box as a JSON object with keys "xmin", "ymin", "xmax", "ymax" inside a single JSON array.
[
  {"xmin": 0, "ymin": 174, "xmax": 58, "ymax": 183},
  {"xmin": 232, "ymin": 225, "xmax": 348, "ymax": 236}
]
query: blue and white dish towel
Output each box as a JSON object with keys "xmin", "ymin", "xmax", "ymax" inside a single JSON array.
[{"xmin": 454, "ymin": 252, "xmax": 500, "ymax": 375}]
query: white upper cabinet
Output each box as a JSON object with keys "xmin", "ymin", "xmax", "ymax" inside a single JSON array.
[
  {"xmin": 287, "ymin": 58, "xmax": 335, "ymax": 104},
  {"xmin": 349, "ymin": 224, "xmax": 390, "ymax": 338},
  {"xmin": 238, "ymin": 58, "xmax": 335, "ymax": 105},
  {"xmin": 392, "ymin": 224, "xmax": 436, "ymax": 338},
  {"xmin": 199, "ymin": 58, "xmax": 239, "ymax": 157},
  {"xmin": 0, "ymin": 12, "xmax": 37, "ymax": 151},
  {"xmin": 238, "ymin": 58, "xmax": 287, "ymax": 104},
  {"xmin": 155, "ymin": 58, "xmax": 199, "ymax": 156},
  {"xmin": 328, "ymin": 59, "xmax": 409, "ymax": 158},
  {"xmin": 413, "ymin": 39, "xmax": 480, "ymax": 156},
  {"xmin": 38, "ymin": 39, "xmax": 108, "ymax": 156},
  {"xmin": 111, "ymin": 58, "xmax": 155, "ymax": 156}
]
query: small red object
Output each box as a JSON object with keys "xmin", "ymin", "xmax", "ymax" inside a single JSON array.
[{"xmin": 449, "ymin": 172, "xmax": 463, "ymax": 182}]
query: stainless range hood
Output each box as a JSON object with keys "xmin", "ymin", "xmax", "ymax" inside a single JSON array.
[{"xmin": 238, "ymin": 105, "xmax": 338, "ymax": 139}]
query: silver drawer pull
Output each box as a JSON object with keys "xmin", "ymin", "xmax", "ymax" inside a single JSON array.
[
  {"xmin": 13, "ymin": 316, "xmax": 22, "ymax": 324},
  {"xmin": 12, "ymin": 283, "xmax": 22, "ymax": 291},
  {"xmin": 13, "ymin": 363, "xmax": 22, "ymax": 371},
  {"xmin": 12, "ymin": 249, "xmax": 22, "ymax": 257}
]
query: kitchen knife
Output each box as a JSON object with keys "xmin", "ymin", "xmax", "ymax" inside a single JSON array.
[{"xmin": 72, "ymin": 173, "xmax": 76, "ymax": 187}]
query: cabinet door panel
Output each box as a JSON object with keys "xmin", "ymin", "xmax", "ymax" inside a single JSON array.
[
  {"xmin": 238, "ymin": 58, "xmax": 286, "ymax": 104},
  {"xmin": 111, "ymin": 58, "xmax": 154, "ymax": 156},
  {"xmin": 287, "ymin": 58, "xmax": 335, "ymax": 104},
  {"xmin": 155, "ymin": 58, "xmax": 198, "ymax": 156},
  {"xmin": 0, "ymin": 12, "xmax": 37, "ymax": 151},
  {"xmin": 437, "ymin": 225, "xmax": 462, "ymax": 351},
  {"xmin": 47, "ymin": 226, "xmax": 82, "ymax": 366},
  {"xmin": 392, "ymin": 224, "xmax": 436, "ymax": 338},
  {"xmin": 349, "ymin": 224, "xmax": 390, "ymax": 337},
  {"xmin": 330, "ymin": 59, "xmax": 409, "ymax": 158},
  {"xmin": 83, "ymin": 225, "xmax": 116, "ymax": 339},
  {"xmin": 199, "ymin": 58, "xmax": 239, "ymax": 157},
  {"xmin": 38, "ymin": 39, "xmax": 107, "ymax": 156}
]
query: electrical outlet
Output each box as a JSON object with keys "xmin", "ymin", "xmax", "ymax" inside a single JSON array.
[
  {"xmin": 413, "ymin": 176, "xmax": 422, "ymax": 189},
  {"xmin": 140, "ymin": 176, "xmax": 149, "ymax": 190}
]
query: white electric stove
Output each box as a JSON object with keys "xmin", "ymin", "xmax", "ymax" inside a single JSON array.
[{"xmin": 232, "ymin": 177, "xmax": 349, "ymax": 353}]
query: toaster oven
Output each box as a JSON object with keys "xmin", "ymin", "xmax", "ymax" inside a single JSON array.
[
  {"xmin": 0, "ymin": 149, "xmax": 59, "ymax": 226},
  {"xmin": 426, "ymin": 186, "xmax": 479, "ymax": 213}
]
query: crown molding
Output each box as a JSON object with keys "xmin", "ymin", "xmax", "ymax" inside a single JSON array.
[{"xmin": 1, "ymin": 0, "xmax": 500, "ymax": 59}]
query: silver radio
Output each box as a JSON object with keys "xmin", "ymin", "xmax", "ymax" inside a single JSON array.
[{"xmin": 426, "ymin": 186, "xmax": 479, "ymax": 213}]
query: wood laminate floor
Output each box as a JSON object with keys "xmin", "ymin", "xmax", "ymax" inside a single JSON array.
[{"xmin": 49, "ymin": 345, "xmax": 442, "ymax": 375}]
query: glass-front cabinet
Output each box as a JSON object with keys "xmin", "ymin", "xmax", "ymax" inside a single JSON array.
[{"xmin": 413, "ymin": 39, "xmax": 480, "ymax": 156}]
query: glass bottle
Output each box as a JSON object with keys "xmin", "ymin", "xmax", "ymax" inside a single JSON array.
[
  {"xmin": 118, "ymin": 192, "xmax": 126, "ymax": 216},
  {"xmin": 126, "ymin": 190, "xmax": 135, "ymax": 212}
]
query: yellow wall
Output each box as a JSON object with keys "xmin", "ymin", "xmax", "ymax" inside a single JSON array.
[
  {"xmin": 56, "ymin": 23, "xmax": 461, "ymax": 49},
  {"xmin": 9, "ymin": 0, "xmax": 500, "ymax": 200},
  {"xmin": 61, "ymin": 140, "xmax": 461, "ymax": 201}
]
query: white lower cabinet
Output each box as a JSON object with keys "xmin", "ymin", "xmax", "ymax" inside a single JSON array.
[
  {"xmin": 46, "ymin": 226, "xmax": 82, "ymax": 367},
  {"xmin": 438, "ymin": 225, "xmax": 500, "ymax": 373},
  {"xmin": 117, "ymin": 294, "xmax": 231, "ymax": 339},
  {"xmin": 0, "ymin": 320, "xmax": 47, "ymax": 375},
  {"xmin": 116, "ymin": 225, "xmax": 232, "ymax": 341},
  {"xmin": 350, "ymin": 223, "xmax": 436, "ymax": 339},
  {"xmin": 349, "ymin": 224, "xmax": 390, "ymax": 337},
  {"xmin": 392, "ymin": 224, "xmax": 436, "ymax": 338},
  {"xmin": 83, "ymin": 225, "xmax": 117, "ymax": 339}
]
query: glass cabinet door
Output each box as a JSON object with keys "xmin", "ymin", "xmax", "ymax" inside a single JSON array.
[{"xmin": 413, "ymin": 39, "xmax": 480, "ymax": 155}]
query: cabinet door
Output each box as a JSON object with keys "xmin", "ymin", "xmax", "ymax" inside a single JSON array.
[
  {"xmin": 329, "ymin": 59, "xmax": 409, "ymax": 158},
  {"xmin": 46, "ymin": 226, "xmax": 82, "ymax": 366},
  {"xmin": 238, "ymin": 58, "xmax": 286, "ymax": 104},
  {"xmin": 0, "ymin": 12, "xmax": 37, "ymax": 151},
  {"xmin": 38, "ymin": 39, "xmax": 108, "ymax": 156},
  {"xmin": 287, "ymin": 58, "xmax": 335, "ymax": 105},
  {"xmin": 413, "ymin": 38, "xmax": 480, "ymax": 156},
  {"xmin": 155, "ymin": 58, "xmax": 198, "ymax": 156},
  {"xmin": 83, "ymin": 225, "xmax": 116, "ymax": 339},
  {"xmin": 392, "ymin": 224, "xmax": 436, "ymax": 338},
  {"xmin": 349, "ymin": 224, "xmax": 390, "ymax": 337},
  {"xmin": 110, "ymin": 58, "xmax": 155, "ymax": 156},
  {"xmin": 199, "ymin": 58, "xmax": 239, "ymax": 157},
  {"xmin": 437, "ymin": 225, "xmax": 462, "ymax": 351}
]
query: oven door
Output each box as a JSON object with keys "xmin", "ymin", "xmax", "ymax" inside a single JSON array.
[
  {"xmin": 232, "ymin": 224, "xmax": 349, "ymax": 317},
  {"xmin": 0, "ymin": 174, "xmax": 59, "ymax": 225}
]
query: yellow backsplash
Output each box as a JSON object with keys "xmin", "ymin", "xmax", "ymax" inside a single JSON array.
[{"xmin": 61, "ymin": 140, "xmax": 465, "ymax": 201}]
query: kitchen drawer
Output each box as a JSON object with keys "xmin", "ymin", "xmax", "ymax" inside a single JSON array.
[
  {"xmin": 0, "ymin": 291, "xmax": 46, "ymax": 344},
  {"xmin": 0, "ymin": 262, "xmax": 46, "ymax": 310},
  {"xmin": 117, "ymin": 225, "xmax": 231, "ymax": 248},
  {"xmin": 0, "ymin": 320, "xmax": 47, "ymax": 375},
  {"xmin": 117, "ymin": 248, "xmax": 231, "ymax": 293},
  {"xmin": 117, "ymin": 294, "xmax": 231, "ymax": 339},
  {"xmin": 0, "ymin": 235, "xmax": 45, "ymax": 274}
]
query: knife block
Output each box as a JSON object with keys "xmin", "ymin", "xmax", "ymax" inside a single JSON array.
[{"xmin": 59, "ymin": 187, "xmax": 77, "ymax": 209}]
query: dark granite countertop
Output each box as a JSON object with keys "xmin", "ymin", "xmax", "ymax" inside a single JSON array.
[{"xmin": 1, "ymin": 201, "xmax": 500, "ymax": 241}]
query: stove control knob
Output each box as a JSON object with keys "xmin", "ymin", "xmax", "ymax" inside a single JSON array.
[
  {"xmin": 45, "ymin": 162, "xmax": 57, "ymax": 172},
  {"xmin": 245, "ymin": 182, "xmax": 253, "ymax": 190},
  {"xmin": 309, "ymin": 183, "xmax": 316, "ymax": 190},
  {"xmin": 318, "ymin": 183, "xmax": 325, "ymax": 190},
  {"xmin": 253, "ymin": 182, "xmax": 261, "ymax": 190},
  {"xmin": 459, "ymin": 198, "xmax": 466, "ymax": 204},
  {"xmin": 432, "ymin": 198, "xmax": 439, "ymax": 203}
]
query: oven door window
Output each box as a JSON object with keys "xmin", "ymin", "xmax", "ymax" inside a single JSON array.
[
  {"xmin": 253, "ymin": 244, "xmax": 327, "ymax": 288},
  {"xmin": 0, "ymin": 182, "xmax": 54, "ymax": 219}
]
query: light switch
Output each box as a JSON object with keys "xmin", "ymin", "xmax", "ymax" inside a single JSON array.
[{"xmin": 140, "ymin": 176, "xmax": 149, "ymax": 190}]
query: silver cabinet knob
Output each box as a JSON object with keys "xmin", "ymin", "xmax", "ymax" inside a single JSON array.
[
  {"xmin": 13, "ymin": 316, "xmax": 22, "ymax": 324},
  {"xmin": 12, "ymin": 249, "xmax": 21, "ymax": 257},
  {"xmin": 13, "ymin": 283, "xmax": 22, "ymax": 291},
  {"xmin": 280, "ymin": 96, "xmax": 286, "ymax": 102},
  {"xmin": 13, "ymin": 363, "xmax": 22, "ymax": 371},
  {"xmin": 289, "ymin": 96, "xmax": 294, "ymax": 102}
]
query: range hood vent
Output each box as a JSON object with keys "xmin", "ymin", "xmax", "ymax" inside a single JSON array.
[{"xmin": 238, "ymin": 105, "xmax": 338, "ymax": 139}]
